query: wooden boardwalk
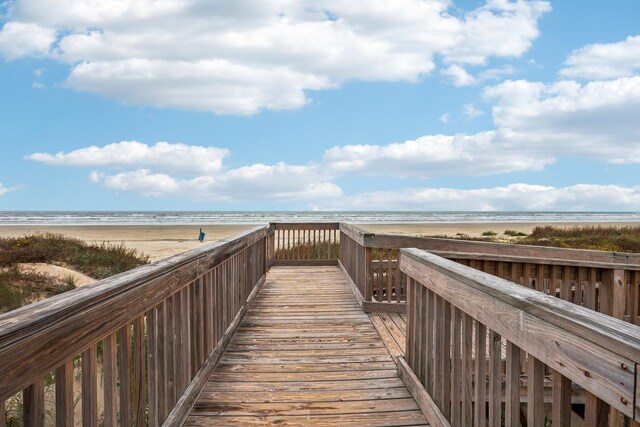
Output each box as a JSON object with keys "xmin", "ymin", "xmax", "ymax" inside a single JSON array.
[{"xmin": 185, "ymin": 266, "xmax": 429, "ymax": 426}]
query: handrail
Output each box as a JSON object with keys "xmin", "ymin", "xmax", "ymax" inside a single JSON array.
[
  {"xmin": 339, "ymin": 223, "xmax": 640, "ymax": 326},
  {"xmin": 0, "ymin": 225, "xmax": 270, "ymax": 425},
  {"xmin": 340, "ymin": 223, "xmax": 640, "ymax": 267},
  {"xmin": 400, "ymin": 247, "xmax": 640, "ymax": 425}
]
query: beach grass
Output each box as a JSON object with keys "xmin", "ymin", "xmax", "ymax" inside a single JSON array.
[
  {"xmin": 0, "ymin": 265, "xmax": 76, "ymax": 313},
  {"xmin": 0, "ymin": 233, "xmax": 150, "ymax": 279},
  {"xmin": 520, "ymin": 225, "xmax": 640, "ymax": 252},
  {"xmin": 432, "ymin": 225, "xmax": 640, "ymax": 252},
  {"xmin": 0, "ymin": 234, "xmax": 150, "ymax": 313}
]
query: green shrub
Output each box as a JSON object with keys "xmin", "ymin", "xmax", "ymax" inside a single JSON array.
[{"xmin": 504, "ymin": 229, "xmax": 527, "ymax": 237}]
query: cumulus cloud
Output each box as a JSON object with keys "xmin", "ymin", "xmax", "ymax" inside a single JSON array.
[
  {"xmin": 318, "ymin": 184, "xmax": 640, "ymax": 211},
  {"xmin": 92, "ymin": 164, "xmax": 341, "ymax": 202},
  {"xmin": 27, "ymin": 141, "xmax": 230, "ymax": 175},
  {"xmin": 0, "ymin": 0, "xmax": 549, "ymax": 114},
  {"xmin": 441, "ymin": 0, "xmax": 550, "ymax": 65},
  {"xmin": 324, "ymin": 132, "xmax": 552, "ymax": 177},
  {"xmin": 324, "ymin": 73, "xmax": 640, "ymax": 178},
  {"xmin": 485, "ymin": 76, "xmax": 640, "ymax": 159},
  {"xmin": 560, "ymin": 35, "xmax": 640, "ymax": 80},
  {"xmin": 28, "ymin": 141, "xmax": 340, "ymax": 202},
  {"xmin": 0, "ymin": 21, "xmax": 56, "ymax": 59}
]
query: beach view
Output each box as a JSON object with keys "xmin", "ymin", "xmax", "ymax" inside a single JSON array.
[{"xmin": 1, "ymin": 0, "xmax": 640, "ymax": 426}]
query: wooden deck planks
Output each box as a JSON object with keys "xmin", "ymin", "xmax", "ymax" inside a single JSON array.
[
  {"xmin": 185, "ymin": 266, "xmax": 429, "ymax": 426},
  {"xmin": 369, "ymin": 312, "xmax": 408, "ymax": 359}
]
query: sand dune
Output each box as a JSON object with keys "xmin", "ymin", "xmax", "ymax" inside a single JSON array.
[{"xmin": 18, "ymin": 263, "xmax": 96, "ymax": 287}]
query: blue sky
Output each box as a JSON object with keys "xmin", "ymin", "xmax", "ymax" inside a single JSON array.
[{"xmin": 0, "ymin": 0, "xmax": 639, "ymax": 211}]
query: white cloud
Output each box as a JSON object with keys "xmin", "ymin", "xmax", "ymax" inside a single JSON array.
[
  {"xmin": 318, "ymin": 184, "xmax": 640, "ymax": 211},
  {"xmin": 93, "ymin": 164, "xmax": 342, "ymax": 202},
  {"xmin": 325, "ymin": 74, "xmax": 640, "ymax": 178},
  {"xmin": 0, "ymin": 0, "xmax": 549, "ymax": 114},
  {"xmin": 0, "ymin": 21, "xmax": 55, "ymax": 59},
  {"xmin": 27, "ymin": 141, "xmax": 230, "ymax": 175},
  {"xmin": 485, "ymin": 76, "xmax": 640, "ymax": 160},
  {"xmin": 560, "ymin": 35, "xmax": 640, "ymax": 80},
  {"xmin": 442, "ymin": 0, "xmax": 551, "ymax": 65},
  {"xmin": 477, "ymin": 64, "xmax": 515, "ymax": 81},
  {"xmin": 442, "ymin": 64, "xmax": 515, "ymax": 86},
  {"xmin": 324, "ymin": 132, "xmax": 552, "ymax": 177},
  {"xmin": 439, "ymin": 113, "xmax": 450, "ymax": 123},
  {"xmin": 463, "ymin": 103, "xmax": 484, "ymax": 118},
  {"xmin": 65, "ymin": 59, "xmax": 330, "ymax": 115},
  {"xmin": 0, "ymin": 182, "xmax": 10, "ymax": 196},
  {"xmin": 29, "ymin": 141, "xmax": 340, "ymax": 202},
  {"xmin": 442, "ymin": 64, "xmax": 476, "ymax": 86}
]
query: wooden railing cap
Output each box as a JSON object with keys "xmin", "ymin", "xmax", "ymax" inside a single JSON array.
[
  {"xmin": 400, "ymin": 247, "xmax": 640, "ymax": 361},
  {"xmin": 0, "ymin": 224, "xmax": 269, "ymax": 331}
]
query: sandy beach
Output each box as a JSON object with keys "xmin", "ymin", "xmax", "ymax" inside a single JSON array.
[{"xmin": 1, "ymin": 221, "xmax": 639, "ymax": 262}]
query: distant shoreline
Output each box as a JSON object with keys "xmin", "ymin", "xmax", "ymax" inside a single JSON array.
[{"xmin": 2, "ymin": 221, "xmax": 639, "ymax": 261}]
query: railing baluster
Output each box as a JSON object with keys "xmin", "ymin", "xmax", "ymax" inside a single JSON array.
[
  {"xmin": 631, "ymin": 271, "xmax": 639, "ymax": 325},
  {"xmin": 55, "ymin": 360, "xmax": 74, "ymax": 427},
  {"xmin": 505, "ymin": 341, "xmax": 520, "ymax": 427},
  {"xmin": 119, "ymin": 323, "xmax": 132, "ymax": 427},
  {"xmin": 23, "ymin": 379, "xmax": 44, "ymax": 427},
  {"xmin": 473, "ymin": 321, "xmax": 486, "ymax": 427},
  {"xmin": 134, "ymin": 316, "xmax": 146, "ymax": 425},
  {"xmin": 585, "ymin": 392, "xmax": 610, "ymax": 426},
  {"xmin": 450, "ymin": 307, "xmax": 462, "ymax": 426},
  {"xmin": 156, "ymin": 301, "xmax": 167, "ymax": 422},
  {"xmin": 461, "ymin": 313, "xmax": 473, "ymax": 426},
  {"xmin": 441, "ymin": 298, "xmax": 451, "ymax": 419},
  {"xmin": 147, "ymin": 308, "xmax": 158, "ymax": 427},
  {"xmin": 552, "ymin": 370, "xmax": 572, "ymax": 427},
  {"xmin": 487, "ymin": 331, "xmax": 501, "ymax": 427},
  {"xmin": 82, "ymin": 345, "xmax": 98, "ymax": 427},
  {"xmin": 424, "ymin": 288, "xmax": 434, "ymax": 394}
]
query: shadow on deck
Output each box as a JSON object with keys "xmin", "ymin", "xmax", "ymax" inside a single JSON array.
[{"xmin": 186, "ymin": 266, "xmax": 428, "ymax": 426}]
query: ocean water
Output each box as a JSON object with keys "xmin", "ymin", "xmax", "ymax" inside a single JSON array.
[{"xmin": 0, "ymin": 211, "xmax": 639, "ymax": 225}]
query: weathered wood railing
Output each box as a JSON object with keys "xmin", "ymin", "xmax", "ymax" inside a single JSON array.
[
  {"xmin": 0, "ymin": 225, "xmax": 269, "ymax": 426},
  {"xmin": 339, "ymin": 224, "xmax": 405, "ymax": 308},
  {"xmin": 339, "ymin": 224, "xmax": 640, "ymax": 324},
  {"xmin": 399, "ymin": 248, "xmax": 640, "ymax": 427},
  {"xmin": 271, "ymin": 222, "xmax": 339, "ymax": 265}
]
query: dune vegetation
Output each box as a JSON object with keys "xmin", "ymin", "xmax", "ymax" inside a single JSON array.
[{"xmin": 0, "ymin": 233, "xmax": 149, "ymax": 313}]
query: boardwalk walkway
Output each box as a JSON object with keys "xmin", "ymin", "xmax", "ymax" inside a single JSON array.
[{"xmin": 185, "ymin": 266, "xmax": 428, "ymax": 426}]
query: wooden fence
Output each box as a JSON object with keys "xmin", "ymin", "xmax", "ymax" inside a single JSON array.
[
  {"xmin": 0, "ymin": 226, "xmax": 269, "ymax": 426},
  {"xmin": 400, "ymin": 248, "xmax": 640, "ymax": 427},
  {"xmin": 271, "ymin": 222, "xmax": 339, "ymax": 266},
  {"xmin": 339, "ymin": 224, "xmax": 640, "ymax": 324}
]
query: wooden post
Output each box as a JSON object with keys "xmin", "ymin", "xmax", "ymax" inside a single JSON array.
[
  {"xmin": 601, "ymin": 269, "xmax": 627, "ymax": 427},
  {"xmin": 552, "ymin": 370, "xmax": 572, "ymax": 427},
  {"xmin": 505, "ymin": 342, "xmax": 521, "ymax": 427},
  {"xmin": 82, "ymin": 346, "xmax": 98, "ymax": 427},
  {"xmin": 23, "ymin": 379, "xmax": 44, "ymax": 427},
  {"xmin": 365, "ymin": 247, "xmax": 373, "ymax": 301},
  {"xmin": 55, "ymin": 361, "xmax": 74, "ymax": 427},
  {"xmin": 601, "ymin": 269, "xmax": 625, "ymax": 317}
]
